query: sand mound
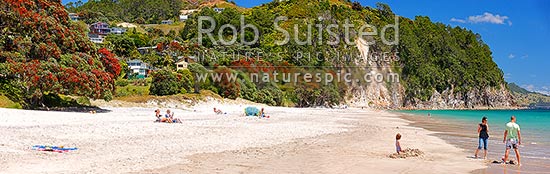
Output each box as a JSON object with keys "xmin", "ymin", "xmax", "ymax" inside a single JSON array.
[{"xmin": 389, "ymin": 148, "xmax": 424, "ymax": 159}]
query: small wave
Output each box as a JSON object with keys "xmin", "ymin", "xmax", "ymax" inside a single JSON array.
[{"xmin": 522, "ymin": 155, "xmax": 549, "ymax": 160}]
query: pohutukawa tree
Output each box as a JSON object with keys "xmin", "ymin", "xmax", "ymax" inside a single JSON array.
[{"xmin": 0, "ymin": 0, "xmax": 121, "ymax": 108}]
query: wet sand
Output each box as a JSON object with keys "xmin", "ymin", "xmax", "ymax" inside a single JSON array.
[
  {"xmin": 140, "ymin": 110, "xmax": 484, "ymax": 174},
  {"xmin": 399, "ymin": 113, "xmax": 550, "ymax": 174}
]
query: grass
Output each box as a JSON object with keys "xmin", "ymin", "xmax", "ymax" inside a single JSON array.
[
  {"xmin": 143, "ymin": 22, "xmax": 185, "ymax": 35},
  {"xmin": 0, "ymin": 95, "xmax": 22, "ymax": 109},
  {"xmin": 115, "ymin": 84, "xmax": 150, "ymax": 97}
]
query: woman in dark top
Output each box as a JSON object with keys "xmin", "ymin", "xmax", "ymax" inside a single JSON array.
[{"xmin": 474, "ymin": 116, "xmax": 489, "ymax": 159}]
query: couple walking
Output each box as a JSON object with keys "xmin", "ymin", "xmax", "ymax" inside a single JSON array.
[{"xmin": 474, "ymin": 116, "xmax": 522, "ymax": 165}]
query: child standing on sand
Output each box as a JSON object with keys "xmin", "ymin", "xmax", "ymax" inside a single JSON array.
[{"xmin": 396, "ymin": 133, "xmax": 403, "ymax": 154}]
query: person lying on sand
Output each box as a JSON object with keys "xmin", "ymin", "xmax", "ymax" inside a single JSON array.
[
  {"xmin": 259, "ymin": 108, "xmax": 270, "ymax": 118},
  {"xmin": 213, "ymin": 108, "xmax": 224, "ymax": 115}
]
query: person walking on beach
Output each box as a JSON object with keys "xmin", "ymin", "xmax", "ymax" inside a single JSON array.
[
  {"xmin": 474, "ymin": 116, "xmax": 489, "ymax": 159},
  {"xmin": 503, "ymin": 116, "xmax": 521, "ymax": 165}
]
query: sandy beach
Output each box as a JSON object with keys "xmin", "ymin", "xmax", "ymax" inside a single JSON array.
[{"xmin": 0, "ymin": 102, "xmax": 484, "ymax": 174}]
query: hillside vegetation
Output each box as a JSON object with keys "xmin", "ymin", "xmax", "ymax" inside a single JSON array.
[{"xmin": 2, "ymin": 0, "xmax": 514, "ymax": 109}]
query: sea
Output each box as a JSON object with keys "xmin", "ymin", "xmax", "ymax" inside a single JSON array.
[{"xmin": 398, "ymin": 109, "xmax": 550, "ymax": 174}]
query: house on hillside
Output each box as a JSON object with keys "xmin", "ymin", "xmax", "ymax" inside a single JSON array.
[
  {"xmin": 68, "ymin": 13, "xmax": 79, "ymax": 21},
  {"xmin": 127, "ymin": 59, "xmax": 152, "ymax": 79},
  {"xmin": 90, "ymin": 22, "xmax": 111, "ymax": 35},
  {"xmin": 88, "ymin": 34, "xmax": 104, "ymax": 44},
  {"xmin": 175, "ymin": 59, "xmax": 188, "ymax": 71},
  {"xmin": 110, "ymin": 27, "xmax": 126, "ymax": 34},
  {"xmin": 175, "ymin": 56, "xmax": 196, "ymax": 71},
  {"xmin": 213, "ymin": 8, "xmax": 225, "ymax": 13},
  {"xmin": 179, "ymin": 9, "xmax": 198, "ymax": 21},
  {"xmin": 137, "ymin": 46, "xmax": 157, "ymax": 55},
  {"xmin": 161, "ymin": 20, "xmax": 174, "ymax": 25}
]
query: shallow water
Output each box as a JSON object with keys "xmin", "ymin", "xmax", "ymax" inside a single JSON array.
[{"xmin": 398, "ymin": 110, "xmax": 550, "ymax": 174}]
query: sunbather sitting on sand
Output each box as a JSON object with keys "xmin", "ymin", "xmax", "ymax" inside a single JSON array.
[
  {"xmin": 396, "ymin": 133, "xmax": 403, "ymax": 154},
  {"xmin": 154, "ymin": 109, "xmax": 162, "ymax": 122},
  {"xmin": 388, "ymin": 133, "xmax": 424, "ymax": 159},
  {"xmin": 164, "ymin": 110, "xmax": 182, "ymax": 123}
]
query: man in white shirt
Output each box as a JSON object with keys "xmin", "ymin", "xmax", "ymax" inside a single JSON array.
[{"xmin": 503, "ymin": 115, "xmax": 521, "ymax": 165}]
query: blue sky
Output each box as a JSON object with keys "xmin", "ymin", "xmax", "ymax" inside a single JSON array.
[{"xmin": 63, "ymin": 0, "xmax": 550, "ymax": 94}]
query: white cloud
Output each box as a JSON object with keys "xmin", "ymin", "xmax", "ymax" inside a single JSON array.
[
  {"xmin": 450, "ymin": 12, "xmax": 512, "ymax": 26},
  {"xmin": 508, "ymin": 54, "xmax": 515, "ymax": 59},
  {"xmin": 504, "ymin": 73, "xmax": 512, "ymax": 79},
  {"xmin": 521, "ymin": 55, "xmax": 529, "ymax": 59},
  {"xmin": 450, "ymin": 18, "xmax": 466, "ymax": 23},
  {"xmin": 468, "ymin": 12, "xmax": 509, "ymax": 24},
  {"xmin": 521, "ymin": 84, "xmax": 550, "ymax": 95},
  {"xmin": 522, "ymin": 84, "xmax": 535, "ymax": 91}
]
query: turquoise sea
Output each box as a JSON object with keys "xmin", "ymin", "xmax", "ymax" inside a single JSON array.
[{"xmin": 398, "ymin": 109, "xmax": 550, "ymax": 173}]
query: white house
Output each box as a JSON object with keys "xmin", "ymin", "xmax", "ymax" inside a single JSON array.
[
  {"xmin": 127, "ymin": 59, "xmax": 152, "ymax": 78},
  {"xmin": 110, "ymin": 27, "xmax": 126, "ymax": 34},
  {"xmin": 179, "ymin": 9, "xmax": 198, "ymax": 21},
  {"xmin": 88, "ymin": 34, "xmax": 104, "ymax": 44},
  {"xmin": 175, "ymin": 59, "xmax": 189, "ymax": 71},
  {"xmin": 161, "ymin": 20, "xmax": 173, "ymax": 25},
  {"xmin": 68, "ymin": 13, "xmax": 79, "ymax": 21},
  {"xmin": 213, "ymin": 8, "xmax": 225, "ymax": 13}
]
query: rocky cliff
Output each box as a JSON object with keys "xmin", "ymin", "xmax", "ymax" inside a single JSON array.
[{"xmin": 345, "ymin": 39, "xmax": 515, "ymax": 109}]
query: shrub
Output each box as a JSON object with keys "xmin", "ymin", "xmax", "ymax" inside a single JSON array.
[
  {"xmin": 176, "ymin": 69, "xmax": 195, "ymax": 94},
  {"xmin": 213, "ymin": 67, "xmax": 241, "ymax": 99},
  {"xmin": 115, "ymin": 79, "xmax": 129, "ymax": 87},
  {"xmin": 149, "ymin": 69, "xmax": 180, "ymax": 96}
]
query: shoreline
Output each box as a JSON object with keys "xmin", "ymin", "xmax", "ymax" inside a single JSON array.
[
  {"xmin": 398, "ymin": 112, "xmax": 549, "ymax": 174},
  {"xmin": 142, "ymin": 109, "xmax": 485, "ymax": 174}
]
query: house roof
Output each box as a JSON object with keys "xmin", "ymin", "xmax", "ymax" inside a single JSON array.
[
  {"xmin": 180, "ymin": 9, "xmax": 198, "ymax": 15},
  {"xmin": 176, "ymin": 59, "xmax": 188, "ymax": 64}
]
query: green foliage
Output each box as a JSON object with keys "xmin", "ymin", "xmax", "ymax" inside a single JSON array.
[
  {"xmin": 149, "ymin": 69, "xmax": 194, "ymax": 96},
  {"xmin": 70, "ymin": 0, "xmax": 184, "ymax": 24},
  {"xmin": 149, "ymin": 69, "xmax": 181, "ymax": 96},
  {"xmin": 105, "ymin": 34, "xmax": 136, "ymax": 57},
  {"xmin": 71, "ymin": 0, "xmax": 507, "ymax": 108},
  {"xmin": 1, "ymin": 0, "xmax": 120, "ymax": 108},
  {"xmin": 253, "ymin": 83, "xmax": 284, "ymax": 106},
  {"xmin": 398, "ymin": 16, "xmax": 504, "ymax": 101},
  {"xmin": 42, "ymin": 93, "xmax": 91, "ymax": 108},
  {"xmin": 176, "ymin": 69, "xmax": 195, "ymax": 94},
  {"xmin": 294, "ymin": 82, "xmax": 342, "ymax": 107},
  {"xmin": 115, "ymin": 79, "xmax": 130, "ymax": 87},
  {"xmin": 0, "ymin": 95, "xmax": 22, "ymax": 109},
  {"xmin": 188, "ymin": 63, "xmax": 217, "ymax": 93},
  {"xmin": 116, "ymin": 84, "xmax": 150, "ymax": 97},
  {"xmin": 213, "ymin": 67, "xmax": 241, "ymax": 99}
]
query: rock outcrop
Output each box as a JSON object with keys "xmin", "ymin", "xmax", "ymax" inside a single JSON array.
[{"xmin": 345, "ymin": 39, "xmax": 515, "ymax": 109}]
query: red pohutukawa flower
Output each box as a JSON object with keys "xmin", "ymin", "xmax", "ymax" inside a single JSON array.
[{"xmin": 0, "ymin": 0, "xmax": 120, "ymax": 107}]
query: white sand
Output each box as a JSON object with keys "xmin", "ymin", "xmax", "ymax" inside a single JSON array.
[
  {"xmin": 0, "ymin": 102, "xmax": 485, "ymax": 174},
  {"xmin": 0, "ymin": 104, "xmax": 351, "ymax": 174}
]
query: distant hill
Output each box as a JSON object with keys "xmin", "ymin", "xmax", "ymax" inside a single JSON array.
[
  {"xmin": 508, "ymin": 83, "xmax": 550, "ymax": 107},
  {"xmin": 508, "ymin": 83, "xmax": 533, "ymax": 94}
]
